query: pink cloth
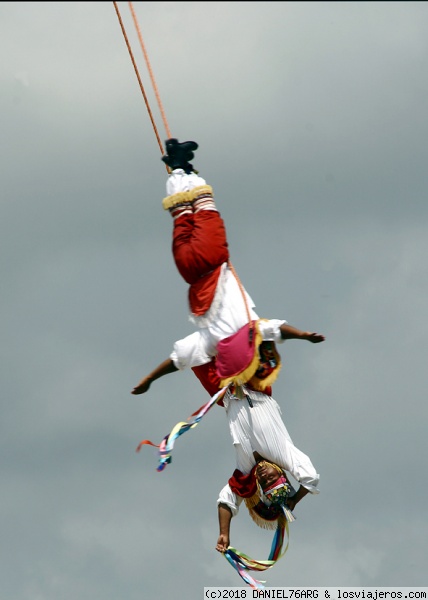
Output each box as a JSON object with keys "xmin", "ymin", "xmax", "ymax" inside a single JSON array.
[{"xmin": 215, "ymin": 321, "xmax": 257, "ymax": 380}]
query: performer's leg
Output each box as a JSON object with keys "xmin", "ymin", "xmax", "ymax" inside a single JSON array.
[
  {"xmin": 160, "ymin": 141, "xmax": 229, "ymax": 283},
  {"xmin": 165, "ymin": 178, "xmax": 229, "ymax": 284},
  {"xmin": 251, "ymin": 397, "xmax": 320, "ymax": 493},
  {"xmin": 162, "ymin": 169, "xmax": 206, "ymax": 221},
  {"xmin": 162, "ymin": 139, "xmax": 216, "ymax": 217},
  {"xmin": 172, "ymin": 212, "xmax": 229, "ymax": 283},
  {"xmin": 162, "ymin": 138, "xmax": 198, "ymax": 174},
  {"xmin": 173, "ymin": 208, "xmax": 229, "ymax": 284},
  {"xmin": 166, "ymin": 169, "xmax": 207, "ymax": 197},
  {"xmin": 227, "ymin": 394, "xmax": 320, "ymax": 494}
]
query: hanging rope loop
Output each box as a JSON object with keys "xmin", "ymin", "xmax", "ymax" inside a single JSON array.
[
  {"xmin": 113, "ymin": 3, "xmax": 250, "ymax": 324},
  {"xmin": 128, "ymin": 2, "xmax": 172, "ymax": 139},
  {"xmin": 112, "ymin": 1, "xmax": 166, "ymax": 158}
]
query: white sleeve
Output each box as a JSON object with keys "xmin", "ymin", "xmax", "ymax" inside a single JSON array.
[
  {"xmin": 217, "ymin": 483, "xmax": 243, "ymax": 517},
  {"xmin": 257, "ymin": 319, "xmax": 287, "ymax": 344},
  {"xmin": 170, "ymin": 331, "xmax": 213, "ymax": 370}
]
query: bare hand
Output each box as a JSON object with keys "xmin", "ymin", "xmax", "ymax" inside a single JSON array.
[
  {"xmin": 131, "ymin": 376, "xmax": 152, "ymax": 395},
  {"xmin": 216, "ymin": 534, "xmax": 230, "ymax": 553},
  {"xmin": 305, "ymin": 332, "xmax": 325, "ymax": 344}
]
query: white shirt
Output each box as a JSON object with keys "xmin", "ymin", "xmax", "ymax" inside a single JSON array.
[
  {"xmin": 217, "ymin": 387, "xmax": 320, "ymax": 516},
  {"xmin": 171, "ymin": 318, "xmax": 287, "ymax": 370}
]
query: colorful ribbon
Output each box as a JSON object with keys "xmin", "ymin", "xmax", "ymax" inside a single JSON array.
[
  {"xmin": 136, "ymin": 385, "xmax": 229, "ymax": 471},
  {"xmin": 136, "ymin": 384, "xmax": 290, "ymax": 589},
  {"xmin": 224, "ymin": 521, "xmax": 289, "ymax": 590}
]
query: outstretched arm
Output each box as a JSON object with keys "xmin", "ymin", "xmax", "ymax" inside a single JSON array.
[
  {"xmin": 131, "ymin": 358, "xmax": 178, "ymax": 395},
  {"xmin": 216, "ymin": 503, "xmax": 233, "ymax": 553},
  {"xmin": 287, "ymin": 485, "xmax": 310, "ymax": 511},
  {"xmin": 280, "ymin": 323, "xmax": 325, "ymax": 344}
]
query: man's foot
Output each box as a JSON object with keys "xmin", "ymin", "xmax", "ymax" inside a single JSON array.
[{"xmin": 162, "ymin": 138, "xmax": 198, "ymax": 173}]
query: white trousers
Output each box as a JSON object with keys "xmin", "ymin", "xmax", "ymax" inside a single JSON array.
[
  {"xmin": 224, "ymin": 388, "xmax": 320, "ymax": 493},
  {"xmin": 166, "ymin": 169, "xmax": 206, "ymax": 195}
]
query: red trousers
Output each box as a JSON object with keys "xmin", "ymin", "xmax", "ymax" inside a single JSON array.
[{"xmin": 172, "ymin": 210, "xmax": 230, "ymax": 316}]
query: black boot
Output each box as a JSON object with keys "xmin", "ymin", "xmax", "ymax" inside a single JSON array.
[{"xmin": 162, "ymin": 138, "xmax": 198, "ymax": 173}]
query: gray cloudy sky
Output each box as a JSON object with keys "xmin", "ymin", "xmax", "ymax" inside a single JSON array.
[{"xmin": 1, "ymin": 2, "xmax": 428, "ymax": 598}]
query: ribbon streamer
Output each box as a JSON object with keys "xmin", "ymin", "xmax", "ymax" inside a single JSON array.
[
  {"xmin": 136, "ymin": 384, "xmax": 290, "ymax": 589},
  {"xmin": 136, "ymin": 385, "xmax": 229, "ymax": 471},
  {"xmin": 224, "ymin": 521, "xmax": 289, "ymax": 590}
]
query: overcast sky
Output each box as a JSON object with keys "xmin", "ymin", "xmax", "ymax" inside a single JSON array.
[{"xmin": 1, "ymin": 2, "xmax": 428, "ymax": 598}]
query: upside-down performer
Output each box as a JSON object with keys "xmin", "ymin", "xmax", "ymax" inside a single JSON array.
[
  {"xmin": 216, "ymin": 453, "xmax": 305, "ymax": 589},
  {"xmin": 133, "ymin": 138, "xmax": 325, "ymax": 397},
  {"xmin": 131, "ymin": 139, "xmax": 324, "ymax": 588},
  {"xmin": 133, "ymin": 352, "xmax": 320, "ymax": 589}
]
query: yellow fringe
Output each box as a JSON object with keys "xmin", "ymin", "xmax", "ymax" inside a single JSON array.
[
  {"xmin": 188, "ymin": 184, "xmax": 213, "ymax": 202},
  {"xmin": 219, "ymin": 326, "xmax": 264, "ymax": 388},
  {"xmin": 244, "ymin": 497, "xmax": 287, "ymax": 530},
  {"xmin": 243, "ymin": 464, "xmax": 289, "ymax": 529},
  {"xmin": 248, "ymin": 359, "xmax": 282, "ymax": 391},
  {"xmin": 219, "ymin": 320, "xmax": 282, "ymax": 391},
  {"xmin": 162, "ymin": 185, "xmax": 214, "ymax": 211},
  {"xmin": 162, "ymin": 191, "xmax": 191, "ymax": 211},
  {"xmin": 244, "ymin": 492, "xmax": 261, "ymax": 510}
]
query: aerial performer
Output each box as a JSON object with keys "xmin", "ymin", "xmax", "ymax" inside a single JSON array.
[
  {"xmin": 132, "ymin": 312, "xmax": 321, "ymax": 588},
  {"xmin": 132, "ymin": 351, "xmax": 320, "ymax": 512},
  {"xmin": 112, "ymin": 2, "xmax": 324, "ymax": 589},
  {"xmin": 131, "ymin": 140, "xmax": 324, "ymax": 587},
  {"xmin": 133, "ymin": 139, "xmax": 325, "ymax": 398},
  {"xmin": 216, "ymin": 453, "xmax": 310, "ymax": 588}
]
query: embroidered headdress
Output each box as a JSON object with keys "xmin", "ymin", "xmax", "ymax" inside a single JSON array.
[{"xmin": 229, "ymin": 461, "xmax": 295, "ymax": 530}]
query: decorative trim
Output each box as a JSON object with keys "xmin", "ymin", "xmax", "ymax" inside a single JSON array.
[
  {"xmin": 162, "ymin": 191, "xmax": 191, "ymax": 211},
  {"xmin": 188, "ymin": 184, "xmax": 214, "ymax": 202}
]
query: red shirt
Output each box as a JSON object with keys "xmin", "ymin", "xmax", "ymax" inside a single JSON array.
[{"xmin": 192, "ymin": 360, "xmax": 223, "ymax": 403}]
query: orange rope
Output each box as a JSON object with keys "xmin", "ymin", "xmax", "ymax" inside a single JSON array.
[
  {"xmin": 113, "ymin": 3, "xmax": 249, "ymax": 323},
  {"xmin": 228, "ymin": 261, "xmax": 253, "ymax": 326},
  {"xmin": 112, "ymin": 1, "xmax": 166, "ymax": 159},
  {"xmin": 128, "ymin": 1, "xmax": 172, "ymax": 140}
]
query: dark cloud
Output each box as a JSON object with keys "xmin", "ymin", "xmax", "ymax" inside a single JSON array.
[{"xmin": 1, "ymin": 2, "xmax": 427, "ymax": 598}]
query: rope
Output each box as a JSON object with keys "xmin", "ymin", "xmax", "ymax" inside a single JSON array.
[
  {"xmin": 228, "ymin": 260, "xmax": 253, "ymax": 326},
  {"xmin": 114, "ymin": 3, "xmax": 250, "ymax": 325},
  {"xmin": 112, "ymin": 1, "xmax": 166, "ymax": 160},
  {"xmin": 128, "ymin": 2, "xmax": 172, "ymax": 139},
  {"xmin": 114, "ymin": 6, "xmax": 284, "ymax": 589}
]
